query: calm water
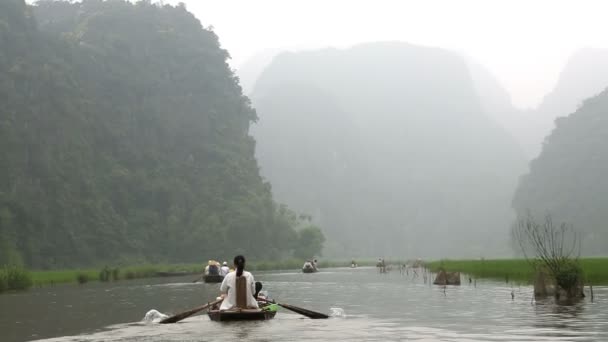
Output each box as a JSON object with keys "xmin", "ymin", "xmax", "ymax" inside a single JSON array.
[{"xmin": 1, "ymin": 267, "xmax": 606, "ymax": 342}]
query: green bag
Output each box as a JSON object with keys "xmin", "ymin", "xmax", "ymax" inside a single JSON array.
[{"xmin": 262, "ymin": 303, "xmax": 279, "ymax": 312}]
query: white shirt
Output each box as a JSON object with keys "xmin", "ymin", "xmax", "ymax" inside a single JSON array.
[
  {"xmin": 219, "ymin": 271, "xmax": 259, "ymax": 310},
  {"xmin": 220, "ymin": 266, "xmax": 230, "ymax": 276}
]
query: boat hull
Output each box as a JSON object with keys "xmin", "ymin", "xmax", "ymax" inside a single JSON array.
[
  {"xmin": 207, "ymin": 309, "xmax": 277, "ymax": 321},
  {"xmin": 302, "ymin": 268, "xmax": 317, "ymax": 273},
  {"xmin": 203, "ymin": 274, "xmax": 224, "ymax": 283},
  {"xmin": 155, "ymin": 271, "xmax": 196, "ymax": 277}
]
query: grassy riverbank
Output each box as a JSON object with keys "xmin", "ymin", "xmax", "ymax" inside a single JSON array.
[
  {"xmin": 30, "ymin": 264, "xmax": 203, "ymax": 287},
  {"xmin": 16, "ymin": 259, "xmax": 377, "ymax": 289},
  {"xmin": 426, "ymin": 258, "xmax": 608, "ymax": 285},
  {"xmin": 0, "ymin": 265, "xmax": 33, "ymax": 292}
]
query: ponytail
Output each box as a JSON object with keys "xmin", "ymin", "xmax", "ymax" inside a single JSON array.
[{"xmin": 234, "ymin": 255, "xmax": 245, "ymax": 277}]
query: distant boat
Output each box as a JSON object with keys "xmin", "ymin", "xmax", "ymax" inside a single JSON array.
[
  {"xmin": 302, "ymin": 262, "xmax": 317, "ymax": 273},
  {"xmin": 203, "ymin": 260, "xmax": 223, "ymax": 282}
]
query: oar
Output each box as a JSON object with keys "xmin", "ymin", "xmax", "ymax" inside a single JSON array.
[
  {"xmin": 159, "ymin": 298, "xmax": 222, "ymax": 324},
  {"xmin": 260, "ymin": 299, "xmax": 328, "ymax": 319},
  {"xmin": 192, "ymin": 274, "xmax": 203, "ymax": 283},
  {"xmin": 277, "ymin": 302, "xmax": 329, "ymax": 319}
]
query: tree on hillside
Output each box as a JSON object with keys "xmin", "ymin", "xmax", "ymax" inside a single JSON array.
[
  {"xmin": 293, "ymin": 225, "xmax": 325, "ymax": 259},
  {"xmin": 0, "ymin": 0, "xmax": 316, "ymax": 268}
]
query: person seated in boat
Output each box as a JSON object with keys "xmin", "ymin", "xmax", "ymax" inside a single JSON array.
[
  {"xmin": 218, "ymin": 255, "xmax": 259, "ymax": 311},
  {"xmin": 205, "ymin": 260, "xmax": 220, "ymax": 276},
  {"xmin": 302, "ymin": 260, "xmax": 313, "ymax": 270},
  {"xmin": 220, "ymin": 261, "xmax": 230, "ymax": 277},
  {"xmin": 254, "ymin": 281, "xmax": 263, "ymax": 299},
  {"xmin": 312, "ymin": 259, "xmax": 318, "ymax": 271}
]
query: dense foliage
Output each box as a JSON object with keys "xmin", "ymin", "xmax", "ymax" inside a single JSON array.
[
  {"xmin": 513, "ymin": 89, "xmax": 608, "ymax": 255},
  {"xmin": 251, "ymin": 43, "xmax": 527, "ymax": 258},
  {"xmin": 0, "ymin": 265, "xmax": 32, "ymax": 292},
  {"xmin": 0, "ymin": 0, "xmax": 317, "ymax": 268},
  {"xmin": 293, "ymin": 225, "xmax": 325, "ymax": 259}
]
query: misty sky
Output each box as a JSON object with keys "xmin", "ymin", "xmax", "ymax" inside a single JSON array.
[{"xmin": 165, "ymin": 0, "xmax": 608, "ymax": 109}]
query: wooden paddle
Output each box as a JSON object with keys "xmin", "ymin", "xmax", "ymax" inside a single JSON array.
[
  {"xmin": 277, "ymin": 302, "xmax": 329, "ymax": 319},
  {"xmin": 159, "ymin": 298, "xmax": 223, "ymax": 324},
  {"xmin": 260, "ymin": 299, "xmax": 328, "ymax": 319}
]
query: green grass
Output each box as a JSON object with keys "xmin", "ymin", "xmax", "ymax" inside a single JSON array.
[
  {"xmin": 18, "ymin": 258, "xmax": 396, "ymax": 290},
  {"xmin": 31, "ymin": 269, "xmax": 99, "ymax": 286},
  {"xmin": 426, "ymin": 258, "xmax": 608, "ymax": 285},
  {"xmin": 26, "ymin": 259, "xmax": 383, "ymax": 287},
  {"xmin": 30, "ymin": 264, "xmax": 202, "ymax": 287}
]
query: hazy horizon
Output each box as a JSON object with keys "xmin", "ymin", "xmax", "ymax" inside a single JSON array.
[{"xmin": 163, "ymin": 0, "xmax": 608, "ymax": 109}]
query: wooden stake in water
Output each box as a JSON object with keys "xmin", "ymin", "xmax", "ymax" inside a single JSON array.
[{"xmin": 590, "ymin": 285, "xmax": 594, "ymax": 302}]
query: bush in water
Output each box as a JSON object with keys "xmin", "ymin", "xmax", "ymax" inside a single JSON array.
[
  {"xmin": 76, "ymin": 273, "xmax": 89, "ymax": 284},
  {"xmin": 0, "ymin": 265, "xmax": 32, "ymax": 292},
  {"xmin": 0, "ymin": 271, "xmax": 7, "ymax": 292},
  {"xmin": 99, "ymin": 267, "xmax": 110, "ymax": 282}
]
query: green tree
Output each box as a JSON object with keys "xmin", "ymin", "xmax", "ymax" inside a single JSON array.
[
  {"xmin": 293, "ymin": 225, "xmax": 325, "ymax": 259},
  {"xmin": 513, "ymin": 88, "xmax": 608, "ymax": 255},
  {"xmin": 0, "ymin": 0, "xmax": 313, "ymax": 268}
]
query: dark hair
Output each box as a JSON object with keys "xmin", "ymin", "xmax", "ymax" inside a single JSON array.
[{"xmin": 234, "ymin": 255, "xmax": 245, "ymax": 277}]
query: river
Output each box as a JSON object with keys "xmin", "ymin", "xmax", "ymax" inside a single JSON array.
[{"xmin": 1, "ymin": 267, "xmax": 606, "ymax": 342}]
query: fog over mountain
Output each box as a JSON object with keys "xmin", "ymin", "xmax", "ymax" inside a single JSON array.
[
  {"xmin": 241, "ymin": 47, "xmax": 608, "ymax": 162},
  {"xmin": 250, "ymin": 42, "xmax": 527, "ymax": 258},
  {"xmin": 513, "ymin": 88, "xmax": 608, "ymax": 255},
  {"xmin": 0, "ymin": 0, "xmax": 308, "ymax": 267},
  {"xmin": 531, "ymin": 48, "xmax": 608, "ymax": 156},
  {"xmin": 3, "ymin": 0, "xmax": 608, "ymax": 269},
  {"xmin": 236, "ymin": 49, "xmax": 281, "ymax": 95}
]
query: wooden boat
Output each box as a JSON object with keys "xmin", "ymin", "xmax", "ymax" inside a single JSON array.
[
  {"xmin": 302, "ymin": 267, "xmax": 317, "ymax": 273},
  {"xmin": 207, "ymin": 276, "xmax": 278, "ymax": 321},
  {"xmin": 203, "ymin": 274, "xmax": 224, "ymax": 283},
  {"xmin": 302, "ymin": 261, "xmax": 318, "ymax": 273},
  {"xmin": 207, "ymin": 308, "xmax": 277, "ymax": 321}
]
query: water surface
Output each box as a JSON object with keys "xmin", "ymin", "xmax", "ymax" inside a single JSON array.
[{"xmin": 1, "ymin": 267, "xmax": 606, "ymax": 341}]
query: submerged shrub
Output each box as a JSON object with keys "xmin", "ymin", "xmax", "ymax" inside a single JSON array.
[
  {"xmin": 0, "ymin": 265, "xmax": 32, "ymax": 292},
  {"xmin": 555, "ymin": 261, "xmax": 584, "ymax": 294},
  {"xmin": 99, "ymin": 267, "xmax": 111, "ymax": 282},
  {"xmin": 76, "ymin": 273, "xmax": 89, "ymax": 284},
  {"xmin": 0, "ymin": 271, "xmax": 7, "ymax": 292}
]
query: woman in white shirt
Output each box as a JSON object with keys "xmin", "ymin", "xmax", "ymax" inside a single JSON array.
[{"xmin": 218, "ymin": 255, "xmax": 259, "ymax": 310}]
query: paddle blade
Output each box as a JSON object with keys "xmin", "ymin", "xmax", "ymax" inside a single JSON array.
[
  {"xmin": 278, "ymin": 303, "xmax": 329, "ymax": 319},
  {"xmin": 160, "ymin": 299, "xmax": 221, "ymax": 324}
]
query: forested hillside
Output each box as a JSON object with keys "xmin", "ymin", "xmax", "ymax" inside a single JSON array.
[
  {"xmin": 251, "ymin": 42, "xmax": 527, "ymax": 258},
  {"xmin": 0, "ymin": 0, "xmax": 306, "ymax": 268},
  {"xmin": 513, "ymin": 89, "xmax": 608, "ymax": 255},
  {"xmin": 526, "ymin": 48, "xmax": 608, "ymax": 157}
]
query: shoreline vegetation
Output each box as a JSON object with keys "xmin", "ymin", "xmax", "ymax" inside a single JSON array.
[
  {"xmin": 426, "ymin": 258, "xmax": 608, "ymax": 285},
  {"xmin": 4, "ymin": 257, "xmax": 606, "ymax": 293},
  {"xmin": 0, "ymin": 260, "xmax": 378, "ymax": 293}
]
